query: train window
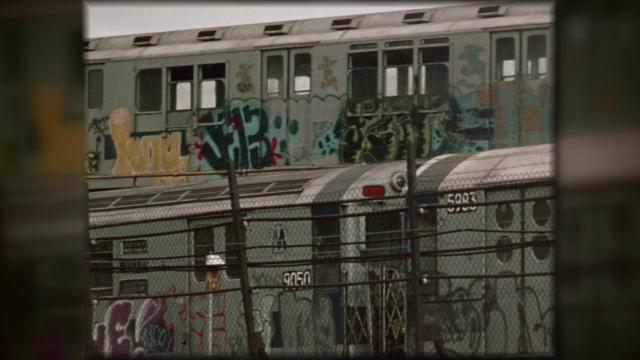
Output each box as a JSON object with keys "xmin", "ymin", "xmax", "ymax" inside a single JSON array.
[
  {"xmin": 194, "ymin": 227, "xmax": 215, "ymax": 282},
  {"xmin": 526, "ymin": 35, "xmax": 547, "ymax": 80},
  {"xmin": 495, "ymin": 203, "xmax": 514, "ymax": 229},
  {"xmin": 293, "ymin": 53, "xmax": 311, "ymax": 95},
  {"xmin": 225, "ymin": 224, "xmax": 241, "ymax": 279},
  {"xmin": 496, "ymin": 37, "xmax": 516, "ymax": 82},
  {"xmin": 531, "ymin": 234, "xmax": 552, "ymax": 260},
  {"xmin": 312, "ymin": 205, "xmax": 341, "ymax": 285},
  {"xmin": 533, "ymin": 200, "xmax": 551, "ymax": 226},
  {"xmin": 89, "ymin": 240, "xmax": 113, "ymax": 294},
  {"xmin": 348, "ymin": 52, "xmax": 377, "ymax": 99},
  {"xmin": 496, "ymin": 236, "xmax": 513, "ymax": 263},
  {"xmin": 384, "ymin": 49, "xmax": 414, "ymax": 97},
  {"xmin": 199, "ymin": 63, "xmax": 225, "ymax": 109},
  {"xmin": 366, "ymin": 212, "xmax": 402, "ymax": 254},
  {"xmin": 136, "ymin": 68, "xmax": 162, "ymax": 112},
  {"xmin": 168, "ymin": 66, "xmax": 193, "ymax": 111},
  {"xmin": 122, "ymin": 240, "xmax": 147, "ymax": 255},
  {"xmin": 419, "ymin": 45, "xmax": 449, "ymax": 109},
  {"xmin": 87, "ymin": 69, "xmax": 103, "ymax": 109},
  {"xmin": 118, "ymin": 279, "xmax": 148, "ymax": 296},
  {"xmin": 266, "ymin": 55, "xmax": 284, "ymax": 97}
]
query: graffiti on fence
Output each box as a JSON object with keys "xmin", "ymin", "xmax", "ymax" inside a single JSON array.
[{"xmin": 92, "ymin": 299, "xmax": 175, "ymax": 357}]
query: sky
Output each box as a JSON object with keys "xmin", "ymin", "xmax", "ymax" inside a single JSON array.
[{"xmin": 84, "ymin": 1, "xmax": 455, "ymax": 38}]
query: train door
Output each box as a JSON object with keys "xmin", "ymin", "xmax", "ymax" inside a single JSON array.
[
  {"xmin": 186, "ymin": 219, "xmax": 228, "ymax": 355},
  {"xmin": 85, "ymin": 63, "xmax": 107, "ymax": 175},
  {"xmin": 363, "ymin": 210, "xmax": 406, "ymax": 356},
  {"xmin": 311, "ymin": 204, "xmax": 344, "ymax": 356},
  {"xmin": 261, "ymin": 48, "xmax": 313, "ymax": 166},
  {"xmin": 484, "ymin": 188, "xmax": 523, "ymax": 355},
  {"xmin": 261, "ymin": 50, "xmax": 288, "ymax": 166},
  {"xmin": 287, "ymin": 48, "xmax": 312, "ymax": 165},
  {"xmin": 491, "ymin": 29, "xmax": 551, "ymax": 147}
]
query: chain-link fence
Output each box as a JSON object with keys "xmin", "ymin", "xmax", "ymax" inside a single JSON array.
[{"xmin": 88, "ymin": 165, "xmax": 555, "ymax": 358}]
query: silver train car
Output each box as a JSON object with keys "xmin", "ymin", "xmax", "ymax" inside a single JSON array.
[
  {"xmin": 89, "ymin": 143, "xmax": 554, "ymax": 357},
  {"xmin": 84, "ymin": 2, "xmax": 553, "ymax": 189}
]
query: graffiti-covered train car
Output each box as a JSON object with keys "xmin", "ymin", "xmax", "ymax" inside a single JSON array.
[
  {"xmin": 89, "ymin": 143, "xmax": 554, "ymax": 357},
  {"xmin": 84, "ymin": 2, "xmax": 553, "ymax": 188}
]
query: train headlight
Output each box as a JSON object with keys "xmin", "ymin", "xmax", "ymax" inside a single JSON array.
[{"xmin": 390, "ymin": 172, "xmax": 408, "ymax": 192}]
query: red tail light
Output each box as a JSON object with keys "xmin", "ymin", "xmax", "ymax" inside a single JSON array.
[{"xmin": 362, "ymin": 185, "xmax": 386, "ymax": 197}]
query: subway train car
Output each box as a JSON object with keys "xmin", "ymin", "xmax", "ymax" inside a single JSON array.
[
  {"xmin": 88, "ymin": 143, "xmax": 554, "ymax": 357},
  {"xmin": 84, "ymin": 2, "xmax": 553, "ymax": 189}
]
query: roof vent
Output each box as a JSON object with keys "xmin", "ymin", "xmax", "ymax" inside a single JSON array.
[
  {"xmin": 197, "ymin": 29, "xmax": 223, "ymax": 41},
  {"xmin": 83, "ymin": 40, "xmax": 98, "ymax": 51},
  {"xmin": 132, "ymin": 35, "xmax": 159, "ymax": 47},
  {"xmin": 331, "ymin": 18, "xmax": 359, "ymax": 30},
  {"xmin": 402, "ymin": 11, "xmax": 433, "ymax": 24},
  {"xmin": 263, "ymin": 23, "xmax": 290, "ymax": 36},
  {"xmin": 477, "ymin": 5, "xmax": 507, "ymax": 18}
]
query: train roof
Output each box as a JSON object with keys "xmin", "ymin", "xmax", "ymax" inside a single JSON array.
[
  {"xmin": 84, "ymin": 2, "xmax": 553, "ymax": 62},
  {"xmin": 417, "ymin": 143, "xmax": 553, "ymax": 191},
  {"xmin": 89, "ymin": 144, "xmax": 553, "ymax": 228}
]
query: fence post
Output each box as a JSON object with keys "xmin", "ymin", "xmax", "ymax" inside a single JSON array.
[
  {"xmin": 227, "ymin": 160, "xmax": 258, "ymax": 356},
  {"xmin": 406, "ymin": 106, "xmax": 422, "ymax": 356}
]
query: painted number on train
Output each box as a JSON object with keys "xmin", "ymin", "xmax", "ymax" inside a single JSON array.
[
  {"xmin": 446, "ymin": 192, "xmax": 478, "ymax": 213},
  {"xmin": 283, "ymin": 270, "xmax": 311, "ymax": 288}
]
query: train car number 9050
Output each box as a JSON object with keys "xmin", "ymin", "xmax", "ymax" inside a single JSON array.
[
  {"xmin": 283, "ymin": 270, "xmax": 312, "ymax": 288},
  {"xmin": 446, "ymin": 191, "xmax": 478, "ymax": 213}
]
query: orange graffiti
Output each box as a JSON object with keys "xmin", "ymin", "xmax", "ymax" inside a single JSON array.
[{"xmin": 109, "ymin": 108, "xmax": 189, "ymax": 185}]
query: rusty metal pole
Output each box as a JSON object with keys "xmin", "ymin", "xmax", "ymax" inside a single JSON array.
[{"xmin": 227, "ymin": 160, "xmax": 258, "ymax": 356}]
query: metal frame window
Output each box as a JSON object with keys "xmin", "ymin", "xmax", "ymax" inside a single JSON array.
[
  {"xmin": 419, "ymin": 44, "xmax": 450, "ymax": 109},
  {"xmin": 199, "ymin": 63, "xmax": 226, "ymax": 109},
  {"xmin": 526, "ymin": 34, "xmax": 547, "ymax": 80},
  {"xmin": 167, "ymin": 66, "xmax": 193, "ymax": 111},
  {"xmin": 136, "ymin": 68, "xmax": 162, "ymax": 112},
  {"xmin": 348, "ymin": 51, "xmax": 377, "ymax": 100},
  {"xmin": 266, "ymin": 55, "xmax": 284, "ymax": 97},
  {"xmin": 384, "ymin": 49, "xmax": 414, "ymax": 97},
  {"xmin": 293, "ymin": 53, "xmax": 311, "ymax": 95},
  {"xmin": 194, "ymin": 227, "xmax": 215, "ymax": 281},
  {"xmin": 496, "ymin": 37, "xmax": 516, "ymax": 82}
]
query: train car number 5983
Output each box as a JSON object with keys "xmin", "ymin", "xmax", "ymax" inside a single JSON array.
[{"xmin": 446, "ymin": 191, "xmax": 478, "ymax": 213}]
